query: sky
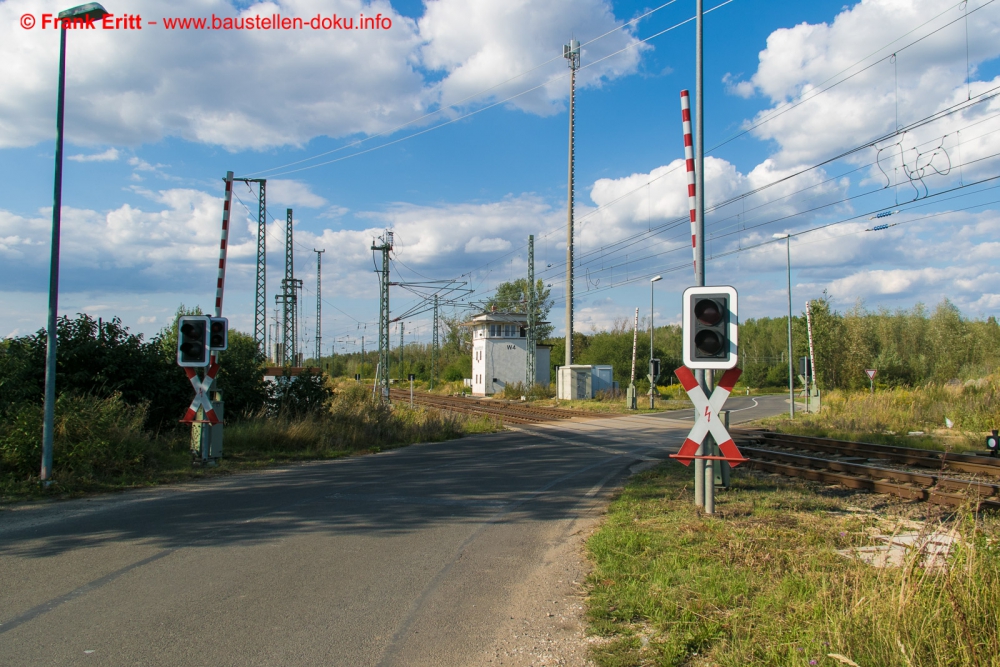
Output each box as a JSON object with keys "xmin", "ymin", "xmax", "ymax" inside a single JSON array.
[{"xmin": 2, "ymin": 0, "xmax": 1000, "ymax": 358}]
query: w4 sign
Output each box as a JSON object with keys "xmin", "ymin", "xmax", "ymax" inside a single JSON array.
[{"xmin": 671, "ymin": 366, "xmax": 746, "ymax": 466}]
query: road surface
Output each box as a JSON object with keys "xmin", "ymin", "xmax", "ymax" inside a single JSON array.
[{"xmin": 0, "ymin": 398, "xmax": 786, "ymax": 666}]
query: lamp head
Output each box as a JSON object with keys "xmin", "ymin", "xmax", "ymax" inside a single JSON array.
[
  {"xmin": 772, "ymin": 233, "xmax": 790, "ymax": 239},
  {"xmin": 651, "ymin": 275, "xmax": 663, "ymax": 283},
  {"xmin": 58, "ymin": 2, "xmax": 109, "ymax": 21}
]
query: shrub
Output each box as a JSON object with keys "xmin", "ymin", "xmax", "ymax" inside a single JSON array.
[
  {"xmin": 269, "ymin": 368, "xmax": 334, "ymax": 417},
  {"xmin": 0, "ymin": 393, "xmax": 154, "ymax": 483}
]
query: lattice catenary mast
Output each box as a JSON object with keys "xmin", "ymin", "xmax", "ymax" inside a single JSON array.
[
  {"xmin": 526, "ymin": 234, "xmax": 536, "ymax": 387},
  {"xmin": 431, "ymin": 294, "xmax": 439, "ymax": 390},
  {"xmin": 371, "ymin": 231, "xmax": 393, "ymax": 401},
  {"xmin": 563, "ymin": 38, "xmax": 580, "ymax": 366},
  {"xmin": 314, "ymin": 249, "xmax": 324, "ymax": 363}
]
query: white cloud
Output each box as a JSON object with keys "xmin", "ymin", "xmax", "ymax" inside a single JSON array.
[
  {"xmin": 736, "ymin": 0, "xmax": 1000, "ymax": 168},
  {"xmin": 0, "ymin": 0, "xmax": 645, "ymax": 151},
  {"xmin": 267, "ymin": 180, "xmax": 328, "ymax": 208},
  {"xmin": 418, "ymin": 0, "xmax": 646, "ymax": 116},
  {"xmin": 0, "ymin": 188, "xmax": 256, "ymax": 293},
  {"xmin": 464, "ymin": 236, "xmax": 512, "ymax": 253},
  {"xmin": 68, "ymin": 147, "xmax": 120, "ymax": 162}
]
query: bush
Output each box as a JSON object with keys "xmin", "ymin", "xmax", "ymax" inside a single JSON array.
[
  {"xmin": 442, "ymin": 360, "xmax": 468, "ymax": 382},
  {"xmin": 269, "ymin": 369, "xmax": 333, "ymax": 417},
  {"xmin": 0, "ymin": 312, "xmax": 272, "ymax": 432},
  {"xmin": 0, "ymin": 393, "xmax": 154, "ymax": 483},
  {"xmin": 226, "ymin": 383, "xmax": 491, "ymax": 456},
  {"xmin": 0, "ymin": 314, "xmax": 189, "ymax": 428},
  {"xmin": 501, "ymin": 382, "xmax": 526, "ymax": 399}
]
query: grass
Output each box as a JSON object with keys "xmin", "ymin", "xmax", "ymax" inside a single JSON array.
[
  {"xmin": 0, "ymin": 385, "xmax": 500, "ymax": 504},
  {"xmin": 585, "ymin": 462, "xmax": 1000, "ymax": 667},
  {"xmin": 756, "ymin": 382, "xmax": 1000, "ymax": 453}
]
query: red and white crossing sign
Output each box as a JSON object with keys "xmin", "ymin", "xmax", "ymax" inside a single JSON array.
[
  {"xmin": 180, "ymin": 363, "xmax": 220, "ymax": 424},
  {"xmin": 670, "ymin": 366, "xmax": 746, "ymax": 466},
  {"xmin": 865, "ymin": 369, "xmax": 877, "ymax": 380}
]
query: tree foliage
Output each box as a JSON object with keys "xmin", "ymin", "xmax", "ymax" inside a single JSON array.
[
  {"xmin": 486, "ymin": 278, "xmax": 554, "ymax": 340},
  {"xmin": 0, "ymin": 310, "xmax": 269, "ymax": 429}
]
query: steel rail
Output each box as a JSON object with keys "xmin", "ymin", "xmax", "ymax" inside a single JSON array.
[{"xmin": 738, "ymin": 431, "xmax": 1000, "ymax": 477}]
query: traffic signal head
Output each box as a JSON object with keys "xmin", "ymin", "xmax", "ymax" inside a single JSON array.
[
  {"xmin": 649, "ymin": 358, "xmax": 661, "ymax": 380},
  {"xmin": 682, "ymin": 286, "xmax": 738, "ymax": 370},
  {"xmin": 177, "ymin": 315, "xmax": 211, "ymax": 367},
  {"xmin": 210, "ymin": 317, "xmax": 228, "ymax": 350},
  {"xmin": 987, "ymin": 430, "xmax": 999, "ymax": 456}
]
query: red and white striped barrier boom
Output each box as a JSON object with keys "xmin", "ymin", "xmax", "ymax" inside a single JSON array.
[
  {"xmin": 216, "ymin": 172, "xmax": 233, "ymax": 320},
  {"xmin": 680, "ymin": 90, "xmax": 697, "ymax": 276},
  {"xmin": 212, "ymin": 171, "xmax": 234, "ymax": 366}
]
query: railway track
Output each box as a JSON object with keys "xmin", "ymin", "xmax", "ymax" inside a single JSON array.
[
  {"xmin": 732, "ymin": 429, "xmax": 1000, "ymax": 510},
  {"xmin": 388, "ymin": 390, "xmax": 619, "ymax": 425}
]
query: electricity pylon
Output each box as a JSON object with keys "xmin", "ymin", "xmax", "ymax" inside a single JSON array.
[
  {"xmin": 314, "ymin": 249, "xmax": 324, "ymax": 363},
  {"xmin": 527, "ymin": 234, "xmax": 536, "ymax": 388}
]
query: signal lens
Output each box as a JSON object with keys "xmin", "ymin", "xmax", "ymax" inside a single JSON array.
[
  {"xmin": 694, "ymin": 330, "xmax": 723, "ymax": 355},
  {"xmin": 694, "ymin": 298, "xmax": 723, "ymax": 326}
]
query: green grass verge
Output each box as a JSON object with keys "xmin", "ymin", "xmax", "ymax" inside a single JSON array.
[
  {"xmin": 752, "ymin": 384, "xmax": 1000, "ymax": 454},
  {"xmin": 585, "ymin": 463, "xmax": 1000, "ymax": 667}
]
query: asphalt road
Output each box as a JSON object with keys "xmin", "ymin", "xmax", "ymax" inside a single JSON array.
[
  {"xmin": 660, "ymin": 393, "xmax": 792, "ymax": 424},
  {"xmin": 0, "ymin": 397, "xmax": 786, "ymax": 666}
]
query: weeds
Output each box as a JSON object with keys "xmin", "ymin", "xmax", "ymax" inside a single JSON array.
[
  {"xmin": 761, "ymin": 381, "xmax": 1000, "ymax": 451},
  {"xmin": 585, "ymin": 464, "xmax": 1000, "ymax": 666},
  {"xmin": 0, "ymin": 383, "xmax": 500, "ymax": 503}
]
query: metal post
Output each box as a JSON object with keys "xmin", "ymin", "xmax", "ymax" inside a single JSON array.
[
  {"xmin": 253, "ymin": 180, "xmax": 267, "ymax": 351},
  {"xmin": 703, "ymin": 370, "xmax": 715, "ymax": 513},
  {"xmin": 431, "ymin": 295, "xmax": 439, "ymax": 390},
  {"xmin": 410, "ymin": 375, "xmax": 414, "ymax": 407},
  {"xmin": 40, "ymin": 26, "xmax": 69, "ymax": 484},
  {"xmin": 314, "ymin": 249, "xmax": 324, "ymax": 363},
  {"xmin": 806, "ymin": 300, "xmax": 817, "ymax": 411},
  {"xmin": 693, "ymin": 0, "xmax": 707, "ymax": 507},
  {"xmin": 564, "ymin": 40, "xmax": 580, "ymax": 367},
  {"xmin": 719, "ymin": 409, "xmax": 731, "ymax": 487},
  {"xmin": 628, "ymin": 307, "xmax": 638, "ymax": 410},
  {"xmin": 372, "ymin": 231, "xmax": 392, "ymax": 402},
  {"xmin": 527, "ymin": 235, "xmax": 536, "ymax": 389},
  {"xmin": 786, "ymin": 236, "xmax": 794, "ymax": 418},
  {"xmin": 282, "ymin": 209, "xmax": 295, "ymax": 366},
  {"xmin": 649, "ymin": 278, "xmax": 661, "ymax": 408}
]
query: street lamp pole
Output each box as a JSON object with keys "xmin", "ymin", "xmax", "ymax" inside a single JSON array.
[
  {"xmin": 649, "ymin": 275, "xmax": 662, "ymax": 409},
  {"xmin": 41, "ymin": 2, "xmax": 109, "ymax": 484},
  {"xmin": 774, "ymin": 233, "xmax": 794, "ymax": 419}
]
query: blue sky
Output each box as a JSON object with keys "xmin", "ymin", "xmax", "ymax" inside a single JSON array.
[{"xmin": 2, "ymin": 0, "xmax": 1000, "ymax": 357}]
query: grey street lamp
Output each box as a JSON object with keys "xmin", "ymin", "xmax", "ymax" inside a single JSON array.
[
  {"xmin": 41, "ymin": 2, "xmax": 110, "ymax": 484},
  {"xmin": 649, "ymin": 275, "xmax": 662, "ymax": 409},
  {"xmin": 773, "ymin": 233, "xmax": 794, "ymax": 419}
]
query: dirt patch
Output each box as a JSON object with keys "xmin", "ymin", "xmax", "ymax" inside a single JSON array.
[{"xmin": 474, "ymin": 497, "xmax": 607, "ymax": 665}]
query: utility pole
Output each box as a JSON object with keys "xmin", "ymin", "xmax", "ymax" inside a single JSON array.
[
  {"xmin": 314, "ymin": 249, "xmax": 324, "ymax": 364},
  {"xmin": 693, "ymin": 0, "xmax": 712, "ymax": 512},
  {"xmin": 563, "ymin": 39, "xmax": 580, "ymax": 367},
  {"xmin": 372, "ymin": 231, "xmax": 393, "ymax": 402},
  {"xmin": 527, "ymin": 234, "xmax": 536, "ymax": 388},
  {"xmin": 431, "ymin": 294, "xmax": 439, "ymax": 390},
  {"xmin": 399, "ymin": 321, "xmax": 404, "ymax": 379}
]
